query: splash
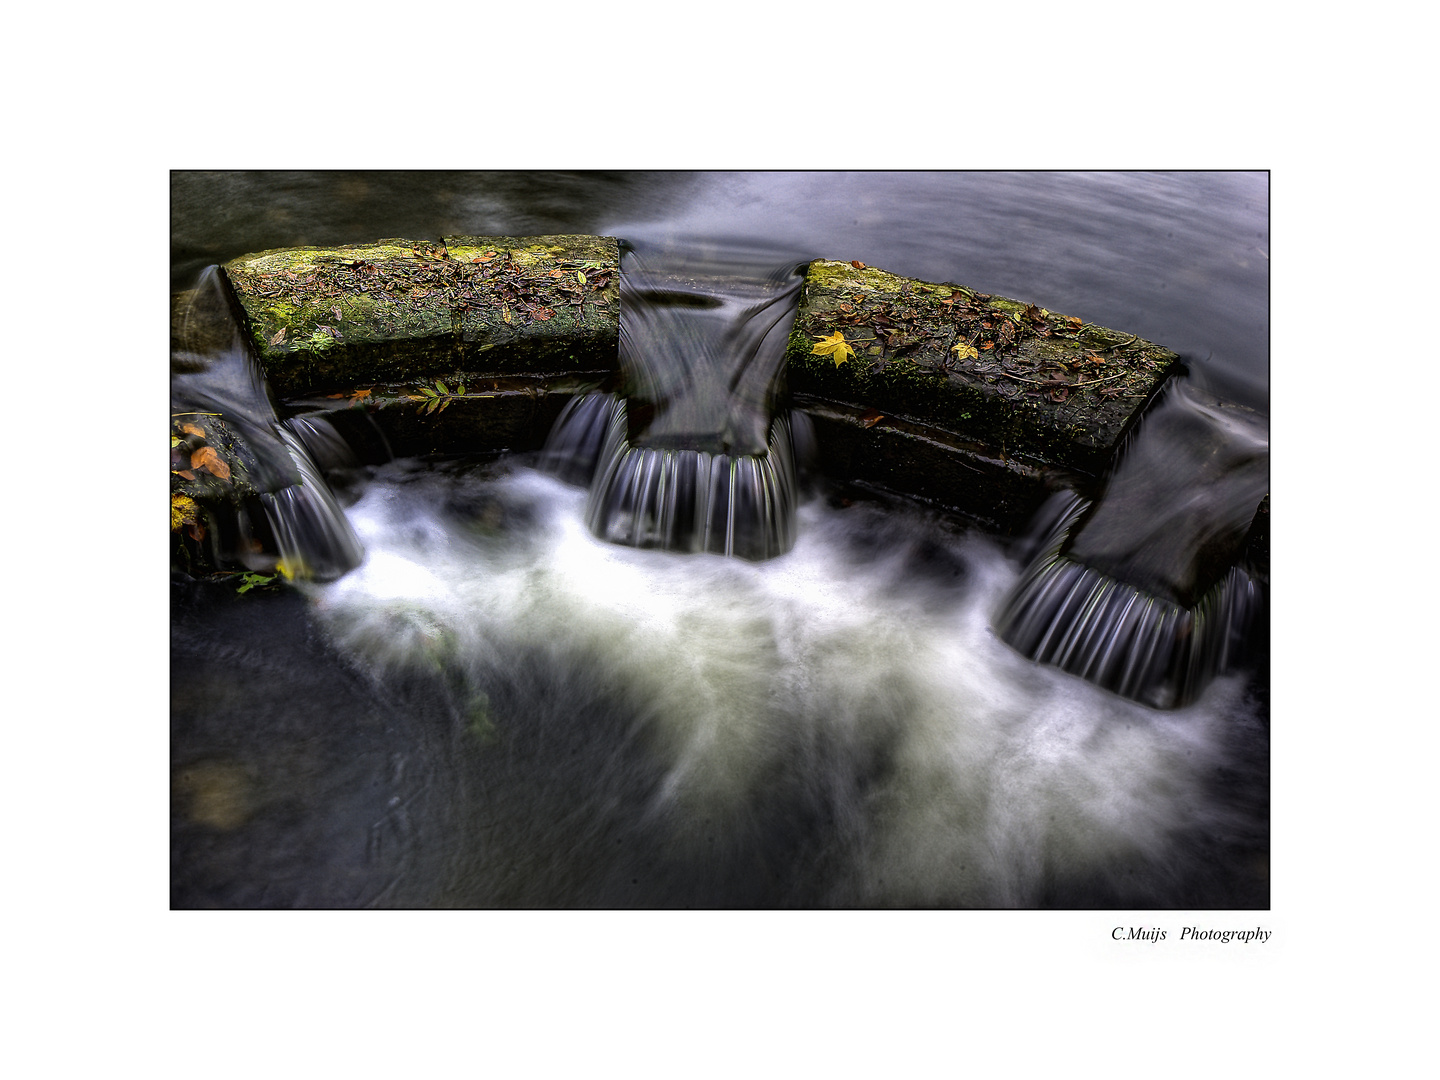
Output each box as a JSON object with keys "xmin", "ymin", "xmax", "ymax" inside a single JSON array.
[{"xmin": 296, "ymin": 462, "xmax": 1267, "ymax": 907}]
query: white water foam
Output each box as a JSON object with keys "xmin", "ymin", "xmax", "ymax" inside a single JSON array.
[{"xmin": 302, "ymin": 461, "xmax": 1266, "ymax": 907}]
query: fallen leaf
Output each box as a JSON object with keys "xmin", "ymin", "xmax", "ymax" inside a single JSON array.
[
  {"xmin": 191, "ymin": 446, "xmax": 231, "ymax": 480},
  {"xmin": 269, "ymin": 327, "xmax": 287, "ymax": 346},
  {"xmin": 175, "ymin": 469, "xmax": 196, "ymax": 480},
  {"xmin": 171, "ymin": 493, "xmax": 200, "ymax": 531},
  {"xmin": 952, "ymin": 342, "xmax": 979, "ymax": 360},
  {"xmin": 1066, "ymin": 315, "xmax": 1084, "ymax": 331},
  {"xmin": 860, "ymin": 410, "xmax": 884, "ymax": 428},
  {"xmin": 186, "ymin": 521, "xmax": 206, "ymax": 542},
  {"xmin": 811, "ymin": 330, "xmax": 855, "ymax": 367},
  {"xmin": 850, "ymin": 260, "xmax": 866, "ymax": 269},
  {"xmin": 349, "ymin": 388, "xmax": 371, "ymax": 403},
  {"xmin": 1085, "ymin": 353, "xmax": 1106, "ymax": 366},
  {"xmin": 182, "ymin": 423, "xmax": 204, "ymax": 437},
  {"xmin": 532, "ymin": 307, "xmax": 555, "ymax": 321}
]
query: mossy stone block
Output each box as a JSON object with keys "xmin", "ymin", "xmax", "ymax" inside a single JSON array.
[
  {"xmin": 222, "ymin": 236, "xmax": 621, "ymax": 397},
  {"xmin": 785, "ymin": 260, "xmax": 1179, "ymax": 474}
]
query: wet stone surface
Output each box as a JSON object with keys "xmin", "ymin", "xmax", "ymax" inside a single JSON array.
[
  {"xmin": 785, "ymin": 260, "xmax": 1180, "ymax": 474},
  {"xmin": 222, "ymin": 235, "xmax": 622, "ymax": 396}
]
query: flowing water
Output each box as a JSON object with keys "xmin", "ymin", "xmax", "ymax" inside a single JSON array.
[{"xmin": 170, "ymin": 171, "xmax": 1269, "ymax": 909}]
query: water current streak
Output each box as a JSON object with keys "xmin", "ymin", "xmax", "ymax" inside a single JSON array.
[
  {"xmin": 541, "ymin": 248, "xmax": 810, "ymax": 560},
  {"xmin": 172, "ymin": 267, "xmax": 364, "ymax": 581},
  {"xmin": 545, "ymin": 394, "xmax": 801, "ymax": 560}
]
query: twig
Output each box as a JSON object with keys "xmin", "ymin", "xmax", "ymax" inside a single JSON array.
[{"xmin": 995, "ymin": 370, "xmax": 1132, "ymax": 389}]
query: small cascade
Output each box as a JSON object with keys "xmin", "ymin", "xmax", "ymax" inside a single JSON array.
[
  {"xmin": 551, "ymin": 393, "xmax": 803, "ymax": 559},
  {"xmin": 541, "ymin": 245, "xmax": 810, "ymax": 560},
  {"xmin": 262, "ymin": 420, "xmax": 367, "ymax": 581},
  {"xmin": 171, "ymin": 267, "xmax": 365, "ymax": 582},
  {"xmin": 994, "ymin": 381, "xmax": 1268, "ymax": 708}
]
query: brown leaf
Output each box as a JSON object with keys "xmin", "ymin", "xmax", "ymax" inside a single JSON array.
[
  {"xmin": 532, "ymin": 307, "xmax": 555, "ymax": 321},
  {"xmin": 186, "ymin": 521, "xmax": 206, "ymax": 542},
  {"xmin": 1066, "ymin": 316, "xmax": 1084, "ymax": 331},
  {"xmin": 850, "ymin": 260, "xmax": 866, "ymax": 269},
  {"xmin": 860, "ymin": 410, "xmax": 884, "ymax": 428},
  {"xmin": 181, "ymin": 423, "xmax": 205, "ymax": 438},
  {"xmin": 175, "ymin": 469, "xmax": 196, "ymax": 480},
  {"xmin": 268, "ymin": 327, "xmax": 288, "ymax": 346},
  {"xmin": 191, "ymin": 446, "xmax": 230, "ymax": 480}
]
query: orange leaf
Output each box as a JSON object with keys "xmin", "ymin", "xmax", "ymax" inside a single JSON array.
[
  {"xmin": 175, "ymin": 469, "xmax": 196, "ymax": 480},
  {"xmin": 191, "ymin": 446, "xmax": 231, "ymax": 480},
  {"xmin": 860, "ymin": 410, "xmax": 884, "ymax": 428},
  {"xmin": 181, "ymin": 423, "xmax": 205, "ymax": 437},
  {"xmin": 349, "ymin": 388, "xmax": 372, "ymax": 403}
]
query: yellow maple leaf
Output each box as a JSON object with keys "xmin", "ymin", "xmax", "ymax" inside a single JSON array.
[
  {"xmin": 952, "ymin": 341, "xmax": 979, "ymax": 361},
  {"xmin": 811, "ymin": 331, "xmax": 855, "ymax": 367}
]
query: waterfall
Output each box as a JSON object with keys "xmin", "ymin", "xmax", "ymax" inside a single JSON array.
[
  {"xmin": 541, "ymin": 246, "xmax": 810, "ymax": 560},
  {"xmin": 995, "ymin": 383, "xmax": 1268, "ymax": 708},
  {"xmin": 171, "ymin": 267, "xmax": 365, "ymax": 582}
]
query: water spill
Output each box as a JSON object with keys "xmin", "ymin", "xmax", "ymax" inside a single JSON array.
[
  {"xmin": 541, "ymin": 248, "xmax": 809, "ymax": 560},
  {"xmin": 546, "ymin": 394, "xmax": 806, "ymax": 560},
  {"xmin": 170, "ymin": 267, "xmax": 364, "ymax": 581},
  {"xmin": 996, "ymin": 382, "xmax": 1269, "ymax": 707},
  {"xmin": 201, "ymin": 458, "xmax": 1271, "ymax": 908}
]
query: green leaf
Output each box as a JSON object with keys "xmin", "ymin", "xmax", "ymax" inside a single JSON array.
[
  {"xmin": 419, "ymin": 386, "xmax": 438, "ymax": 398},
  {"xmin": 456, "ymin": 382, "xmax": 466, "ymax": 396},
  {"xmin": 437, "ymin": 380, "xmax": 449, "ymax": 395},
  {"xmin": 236, "ymin": 572, "xmax": 276, "ymax": 594}
]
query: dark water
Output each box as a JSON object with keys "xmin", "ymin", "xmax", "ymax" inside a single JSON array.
[{"xmin": 170, "ymin": 171, "xmax": 1268, "ymax": 909}]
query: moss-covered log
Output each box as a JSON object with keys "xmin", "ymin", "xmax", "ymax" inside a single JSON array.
[
  {"xmin": 222, "ymin": 235, "xmax": 621, "ymax": 397},
  {"xmin": 784, "ymin": 260, "xmax": 1179, "ymax": 475}
]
